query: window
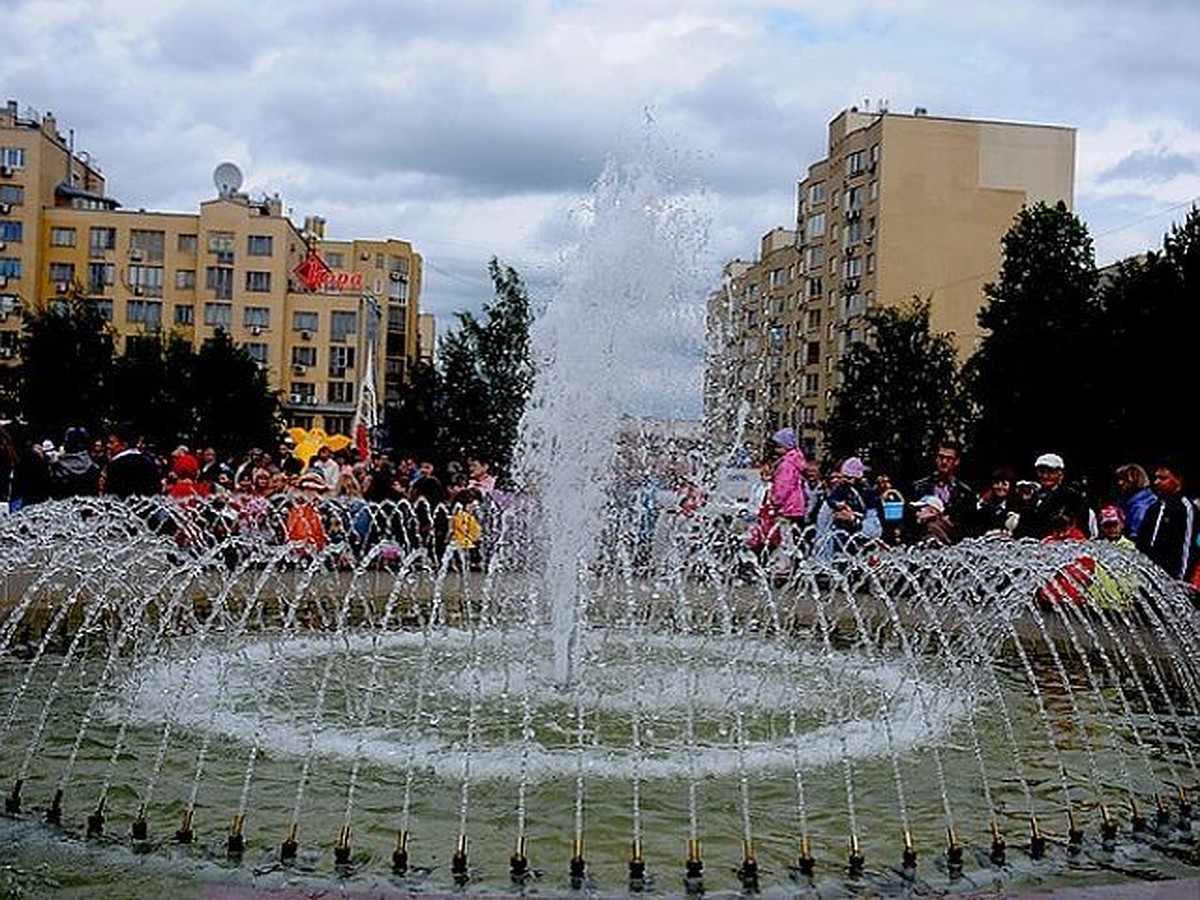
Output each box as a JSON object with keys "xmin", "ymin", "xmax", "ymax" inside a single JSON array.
[
  {"xmin": 244, "ymin": 306, "xmax": 270, "ymax": 329},
  {"xmin": 803, "ymin": 373, "xmax": 820, "ymax": 396},
  {"xmin": 290, "ymin": 382, "xmax": 316, "ymax": 402},
  {"xmin": 389, "ymin": 276, "xmax": 408, "ymax": 301},
  {"xmin": 846, "ymin": 186, "xmax": 864, "ymax": 210},
  {"xmin": 387, "ymin": 305, "xmax": 408, "ymax": 332},
  {"xmin": 330, "ymin": 310, "xmax": 357, "ymax": 342},
  {"xmin": 174, "ymin": 304, "xmax": 194, "ymax": 326},
  {"xmin": 806, "ymin": 309, "xmax": 821, "ymax": 331},
  {"xmin": 806, "ymin": 212, "xmax": 825, "ymax": 241},
  {"xmin": 844, "ymin": 257, "xmax": 863, "ymax": 279},
  {"xmin": 292, "ymin": 345, "xmax": 317, "ymax": 367},
  {"xmin": 247, "ymin": 235, "xmax": 273, "ymax": 256},
  {"xmin": 389, "ymin": 256, "xmax": 410, "ymax": 276},
  {"xmin": 207, "ymin": 230, "xmax": 234, "ymax": 265},
  {"xmin": 92, "ymin": 298, "xmax": 113, "ymax": 322},
  {"xmin": 0, "ymin": 147, "xmax": 26, "ymax": 168},
  {"xmin": 769, "ymin": 268, "xmax": 786, "ymax": 289},
  {"xmin": 325, "ymin": 415, "xmax": 352, "ymax": 435},
  {"xmin": 867, "ymin": 253, "xmax": 876, "ymax": 274},
  {"xmin": 245, "ymin": 270, "xmax": 271, "ymax": 292},
  {"xmin": 805, "ymin": 245, "xmax": 825, "ymax": 271},
  {"xmin": 129, "ymin": 265, "xmax": 164, "ymax": 297},
  {"xmin": 130, "ymin": 229, "xmax": 165, "ymax": 262},
  {"xmin": 805, "ymin": 341, "xmax": 821, "ymax": 366},
  {"xmin": 49, "ymin": 262, "xmax": 75, "ymax": 284},
  {"xmin": 0, "ymin": 221, "xmax": 21, "ymax": 242},
  {"xmin": 808, "ymin": 182, "xmax": 826, "ymax": 205},
  {"xmin": 328, "ymin": 381, "xmax": 354, "ymax": 404},
  {"xmin": 205, "ymin": 266, "xmax": 233, "ymax": 299},
  {"xmin": 325, "ymin": 251, "xmax": 345, "ymax": 269},
  {"xmin": 845, "ymin": 149, "xmax": 867, "ymax": 176},
  {"xmin": 175, "ymin": 269, "xmax": 196, "ymax": 290},
  {"xmin": 870, "ymin": 143, "xmax": 880, "ymax": 165},
  {"xmin": 329, "ymin": 345, "xmax": 355, "ymax": 378},
  {"xmin": 0, "ymin": 185, "xmax": 24, "ymax": 205},
  {"xmin": 203, "ymin": 302, "xmax": 232, "ymax": 329},
  {"xmin": 245, "ymin": 342, "xmax": 267, "ymax": 364},
  {"xmin": 50, "ymin": 227, "xmax": 76, "ymax": 247},
  {"xmin": 869, "ymin": 180, "xmax": 878, "ymax": 202},
  {"xmin": 844, "ymin": 219, "xmax": 863, "ymax": 246},
  {"xmin": 89, "ymin": 226, "xmax": 116, "ymax": 256},
  {"xmin": 806, "ymin": 277, "xmax": 823, "ymax": 299},
  {"xmin": 88, "ymin": 262, "xmax": 114, "ymax": 294},
  {"xmin": 178, "ymin": 233, "xmax": 198, "ymax": 254},
  {"xmin": 292, "ymin": 310, "xmax": 318, "ymax": 333},
  {"xmin": 126, "ymin": 299, "xmax": 163, "ymax": 330}
]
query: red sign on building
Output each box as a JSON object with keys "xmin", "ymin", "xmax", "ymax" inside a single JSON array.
[{"xmin": 292, "ymin": 248, "xmax": 364, "ymax": 293}]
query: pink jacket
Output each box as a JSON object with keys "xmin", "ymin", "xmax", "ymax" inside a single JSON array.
[{"xmin": 770, "ymin": 448, "xmax": 807, "ymax": 519}]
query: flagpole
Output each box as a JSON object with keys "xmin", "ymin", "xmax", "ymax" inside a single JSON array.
[{"xmin": 352, "ymin": 291, "xmax": 381, "ymax": 460}]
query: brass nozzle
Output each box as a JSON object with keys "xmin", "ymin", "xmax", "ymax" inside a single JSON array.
[
  {"xmin": 631, "ymin": 838, "xmax": 643, "ymax": 864},
  {"xmin": 742, "ymin": 839, "xmax": 756, "ymax": 863},
  {"xmin": 686, "ymin": 837, "xmax": 702, "ymax": 865},
  {"xmin": 231, "ymin": 814, "xmax": 245, "ymax": 837},
  {"xmin": 337, "ymin": 824, "xmax": 351, "ymax": 850},
  {"xmin": 397, "ymin": 829, "xmax": 409, "ymax": 852}
]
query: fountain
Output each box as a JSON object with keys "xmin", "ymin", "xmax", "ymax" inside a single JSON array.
[{"xmin": 3, "ymin": 154, "xmax": 1200, "ymax": 898}]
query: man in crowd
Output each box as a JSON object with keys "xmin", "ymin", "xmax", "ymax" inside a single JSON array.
[
  {"xmin": 1135, "ymin": 457, "xmax": 1197, "ymax": 582},
  {"xmin": 102, "ymin": 426, "xmax": 160, "ymax": 497},
  {"xmin": 906, "ymin": 441, "xmax": 976, "ymax": 543}
]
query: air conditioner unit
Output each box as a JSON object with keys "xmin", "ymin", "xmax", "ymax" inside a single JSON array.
[
  {"xmin": 0, "ymin": 203, "xmax": 10, "ymax": 214},
  {"xmin": 0, "ymin": 166, "xmax": 13, "ymax": 178},
  {"xmin": 289, "ymin": 392, "xmax": 303, "ymax": 404},
  {"xmin": 250, "ymin": 325, "xmax": 262, "ymax": 336},
  {"xmin": 0, "ymin": 347, "xmax": 13, "ymax": 359},
  {"xmin": 863, "ymin": 235, "xmax": 874, "ymax": 246},
  {"xmin": 132, "ymin": 285, "xmax": 144, "ymax": 296},
  {"xmin": 0, "ymin": 242, "xmax": 5, "ymax": 252},
  {"xmin": 0, "ymin": 276, "xmax": 7, "ymax": 288},
  {"xmin": 55, "ymin": 282, "xmax": 69, "ymax": 294},
  {"xmin": 129, "ymin": 249, "xmax": 144, "ymax": 261},
  {"xmin": 300, "ymin": 330, "xmax": 312, "ymax": 341},
  {"xmin": 292, "ymin": 363, "xmax": 307, "ymax": 375},
  {"xmin": 389, "ymin": 271, "xmax": 405, "ymax": 282},
  {"xmin": 844, "ymin": 278, "xmax": 860, "ymax": 291},
  {"xmin": 308, "ymin": 395, "xmax": 319, "ymax": 405}
]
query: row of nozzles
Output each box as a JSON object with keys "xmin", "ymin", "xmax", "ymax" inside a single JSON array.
[{"xmin": 3, "ymin": 779, "xmax": 1195, "ymax": 889}]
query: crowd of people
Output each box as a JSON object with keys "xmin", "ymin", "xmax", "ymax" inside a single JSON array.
[
  {"xmin": 0, "ymin": 422, "xmax": 503, "ymax": 566},
  {"xmin": 749, "ymin": 430, "xmax": 1199, "ymax": 590}
]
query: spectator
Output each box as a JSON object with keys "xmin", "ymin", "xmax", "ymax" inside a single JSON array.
[
  {"xmin": 102, "ymin": 426, "xmax": 160, "ymax": 497},
  {"xmin": 1097, "ymin": 504, "xmax": 1135, "ymax": 550},
  {"xmin": 768, "ymin": 427, "xmax": 807, "ymax": 578},
  {"xmin": 1114, "ymin": 463, "xmax": 1155, "ymax": 540},
  {"xmin": 1135, "ymin": 458, "xmax": 1197, "ymax": 582},
  {"xmin": 1013, "ymin": 452, "xmax": 1092, "ymax": 540},
  {"xmin": 48, "ymin": 426, "xmax": 101, "ymax": 498},
  {"xmin": 906, "ymin": 441, "xmax": 976, "ymax": 543},
  {"xmin": 909, "ymin": 495, "xmax": 953, "ymax": 546}
]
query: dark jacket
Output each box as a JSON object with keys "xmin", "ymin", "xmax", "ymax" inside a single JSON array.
[
  {"xmin": 1135, "ymin": 495, "xmax": 1197, "ymax": 581},
  {"xmin": 104, "ymin": 449, "xmax": 161, "ymax": 497},
  {"xmin": 49, "ymin": 451, "xmax": 102, "ymax": 498},
  {"xmin": 905, "ymin": 475, "xmax": 976, "ymax": 543},
  {"xmin": 1012, "ymin": 483, "xmax": 1090, "ymax": 541}
]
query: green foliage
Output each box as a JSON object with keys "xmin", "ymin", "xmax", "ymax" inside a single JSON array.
[
  {"xmin": 17, "ymin": 291, "xmax": 278, "ymax": 453},
  {"xmin": 19, "ymin": 291, "xmax": 115, "ymax": 441},
  {"xmin": 823, "ymin": 297, "xmax": 966, "ymax": 485},
  {"xmin": 964, "ymin": 201, "xmax": 1101, "ymax": 475},
  {"xmin": 427, "ymin": 258, "xmax": 534, "ymax": 478}
]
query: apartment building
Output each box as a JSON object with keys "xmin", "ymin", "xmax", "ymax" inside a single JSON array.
[
  {"xmin": 708, "ymin": 107, "xmax": 1075, "ymax": 457},
  {"xmin": 0, "ymin": 100, "xmax": 422, "ymax": 435}
]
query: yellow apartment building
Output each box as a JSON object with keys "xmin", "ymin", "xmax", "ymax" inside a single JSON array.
[
  {"xmin": 1, "ymin": 100, "xmax": 422, "ymax": 436},
  {"xmin": 708, "ymin": 107, "xmax": 1075, "ymax": 457}
]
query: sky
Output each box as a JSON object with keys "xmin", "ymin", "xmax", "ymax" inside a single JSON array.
[{"xmin": 3, "ymin": 0, "xmax": 1198, "ymax": 416}]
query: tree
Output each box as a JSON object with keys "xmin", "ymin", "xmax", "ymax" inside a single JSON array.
[
  {"xmin": 964, "ymin": 201, "xmax": 1101, "ymax": 477},
  {"xmin": 823, "ymin": 297, "xmax": 966, "ymax": 486},
  {"xmin": 387, "ymin": 360, "xmax": 442, "ymax": 463},
  {"xmin": 190, "ymin": 330, "xmax": 280, "ymax": 455},
  {"xmin": 1093, "ymin": 206, "xmax": 1200, "ymax": 469},
  {"xmin": 109, "ymin": 334, "xmax": 196, "ymax": 451},
  {"xmin": 19, "ymin": 290, "xmax": 115, "ymax": 441},
  {"xmin": 434, "ymin": 258, "xmax": 534, "ymax": 478}
]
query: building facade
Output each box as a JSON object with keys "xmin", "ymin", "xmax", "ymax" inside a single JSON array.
[
  {"xmin": 1, "ymin": 100, "xmax": 422, "ymax": 435},
  {"xmin": 707, "ymin": 107, "xmax": 1075, "ymax": 458}
]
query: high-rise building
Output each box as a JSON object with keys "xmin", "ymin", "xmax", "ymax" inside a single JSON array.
[
  {"xmin": 0, "ymin": 99, "xmax": 422, "ymax": 435},
  {"xmin": 707, "ymin": 107, "xmax": 1075, "ymax": 457}
]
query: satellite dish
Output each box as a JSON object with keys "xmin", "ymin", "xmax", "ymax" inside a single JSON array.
[{"xmin": 213, "ymin": 162, "xmax": 243, "ymax": 199}]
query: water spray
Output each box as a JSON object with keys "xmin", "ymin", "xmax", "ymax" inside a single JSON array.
[
  {"xmin": 392, "ymin": 829, "xmax": 409, "ymax": 875},
  {"xmin": 227, "ymin": 813, "xmax": 245, "ymax": 858}
]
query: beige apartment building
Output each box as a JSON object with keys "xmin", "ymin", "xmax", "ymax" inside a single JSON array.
[
  {"xmin": 1, "ymin": 100, "xmax": 422, "ymax": 436},
  {"xmin": 708, "ymin": 107, "xmax": 1075, "ymax": 457}
]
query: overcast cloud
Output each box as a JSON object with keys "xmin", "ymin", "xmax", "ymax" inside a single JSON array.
[{"xmin": 3, "ymin": 0, "xmax": 1198, "ymax": 417}]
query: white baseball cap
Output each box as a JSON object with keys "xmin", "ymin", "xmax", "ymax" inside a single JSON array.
[{"xmin": 1034, "ymin": 452, "xmax": 1064, "ymax": 470}]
